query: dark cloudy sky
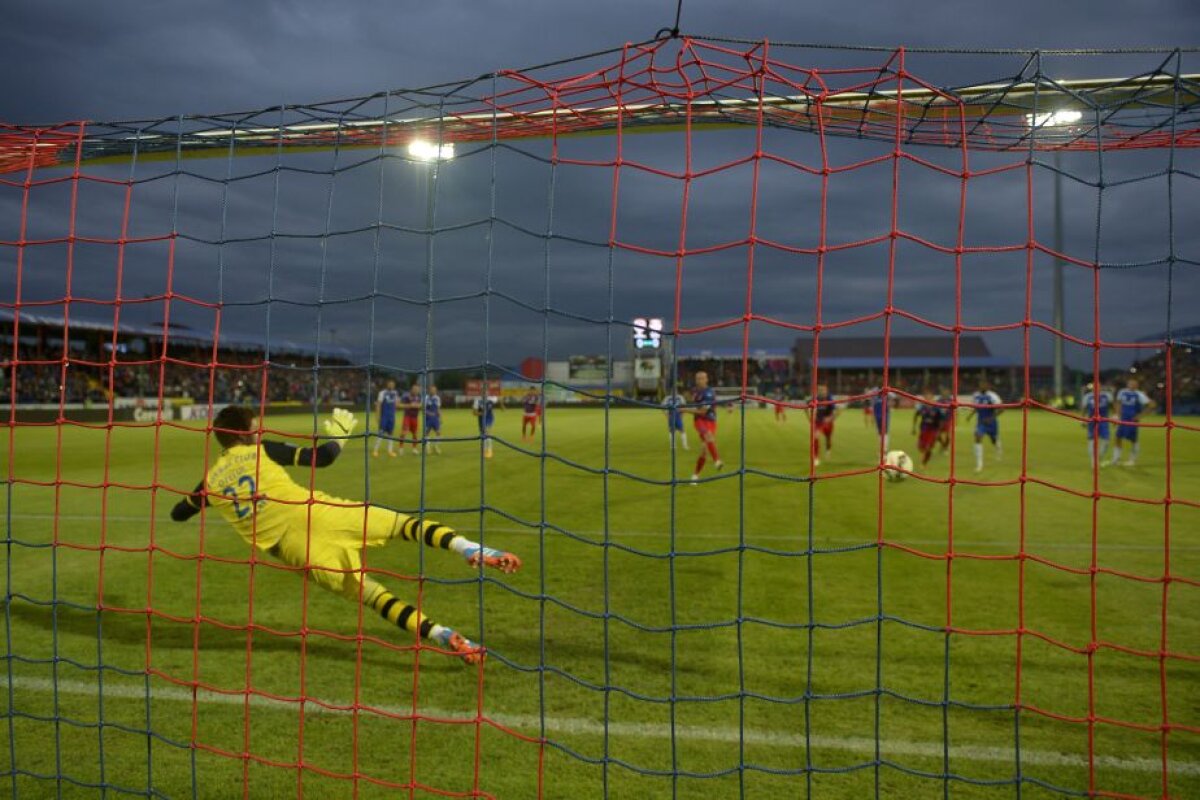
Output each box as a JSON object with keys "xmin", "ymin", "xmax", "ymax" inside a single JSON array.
[{"xmin": 3, "ymin": 1, "xmax": 1198, "ymax": 375}]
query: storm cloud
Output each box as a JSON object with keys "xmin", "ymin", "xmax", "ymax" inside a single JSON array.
[{"xmin": 3, "ymin": 2, "xmax": 1198, "ymax": 372}]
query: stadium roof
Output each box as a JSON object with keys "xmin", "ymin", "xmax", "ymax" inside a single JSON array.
[
  {"xmin": 677, "ymin": 347, "xmax": 793, "ymax": 361},
  {"xmin": 1135, "ymin": 326, "xmax": 1200, "ymax": 346},
  {"xmin": 0, "ymin": 309, "xmax": 356, "ymax": 361},
  {"xmin": 792, "ymin": 335, "xmax": 1011, "ymax": 369}
]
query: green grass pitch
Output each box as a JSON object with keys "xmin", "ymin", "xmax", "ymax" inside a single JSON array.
[{"xmin": 2, "ymin": 405, "xmax": 1198, "ymax": 798}]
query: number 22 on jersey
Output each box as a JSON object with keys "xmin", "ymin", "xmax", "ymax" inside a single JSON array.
[{"xmin": 221, "ymin": 474, "xmax": 264, "ymax": 518}]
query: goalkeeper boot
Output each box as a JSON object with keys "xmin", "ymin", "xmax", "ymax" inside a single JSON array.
[
  {"xmin": 463, "ymin": 544, "xmax": 522, "ymax": 574},
  {"xmin": 432, "ymin": 628, "xmax": 484, "ymax": 665}
]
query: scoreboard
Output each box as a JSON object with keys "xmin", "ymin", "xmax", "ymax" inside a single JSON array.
[
  {"xmin": 632, "ymin": 318, "xmax": 663, "ymax": 394},
  {"xmin": 632, "ymin": 317, "xmax": 663, "ymax": 350}
]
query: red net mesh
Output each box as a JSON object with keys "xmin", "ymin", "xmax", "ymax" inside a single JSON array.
[{"xmin": 3, "ymin": 37, "xmax": 1198, "ymax": 798}]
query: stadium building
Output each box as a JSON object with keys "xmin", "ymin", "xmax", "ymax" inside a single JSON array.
[
  {"xmin": 0, "ymin": 309, "xmax": 360, "ymax": 418},
  {"xmin": 674, "ymin": 347, "xmax": 795, "ymax": 401},
  {"xmin": 791, "ymin": 335, "xmax": 1016, "ymax": 399},
  {"xmin": 1132, "ymin": 325, "xmax": 1200, "ymax": 414}
]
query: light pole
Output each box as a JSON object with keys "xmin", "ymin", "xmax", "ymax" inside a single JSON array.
[
  {"xmin": 1053, "ymin": 149, "xmax": 1064, "ymax": 404},
  {"xmin": 407, "ymin": 140, "xmax": 454, "ymax": 380},
  {"xmin": 1029, "ymin": 109, "xmax": 1081, "ymax": 405}
]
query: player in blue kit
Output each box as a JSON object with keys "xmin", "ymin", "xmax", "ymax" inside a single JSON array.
[
  {"xmin": 372, "ymin": 379, "xmax": 400, "ymax": 458},
  {"xmin": 1082, "ymin": 382, "xmax": 1114, "ymax": 468},
  {"xmin": 966, "ymin": 381, "xmax": 1003, "ymax": 472},
  {"xmin": 423, "ymin": 383, "xmax": 443, "ymax": 455},
  {"xmin": 1111, "ymin": 377, "xmax": 1153, "ymax": 467},
  {"xmin": 473, "ymin": 392, "xmax": 501, "ymax": 459},
  {"xmin": 663, "ymin": 390, "xmax": 690, "ymax": 451},
  {"xmin": 868, "ymin": 387, "xmax": 891, "ymax": 454}
]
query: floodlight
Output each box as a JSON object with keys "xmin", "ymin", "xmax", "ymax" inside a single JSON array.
[
  {"xmin": 1026, "ymin": 109, "xmax": 1084, "ymax": 128},
  {"xmin": 407, "ymin": 140, "xmax": 455, "ymax": 161}
]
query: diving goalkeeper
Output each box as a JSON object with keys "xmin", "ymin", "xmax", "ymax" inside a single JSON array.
[{"xmin": 170, "ymin": 405, "xmax": 521, "ymax": 663}]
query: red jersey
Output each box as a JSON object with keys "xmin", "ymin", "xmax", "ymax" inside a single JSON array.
[{"xmin": 401, "ymin": 392, "xmax": 420, "ymax": 419}]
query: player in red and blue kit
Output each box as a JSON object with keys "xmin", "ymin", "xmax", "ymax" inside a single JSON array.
[
  {"xmin": 773, "ymin": 388, "xmax": 788, "ymax": 422},
  {"xmin": 936, "ymin": 387, "xmax": 953, "ymax": 453},
  {"xmin": 967, "ymin": 381, "xmax": 1003, "ymax": 472},
  {"xmin": 373, "ymin": 379, "xmax": 400, "ymax": 457},
  {"xmin": 1082, "ymin": 382, "xmax": 1114, "ymax": 468},
  {"xmin": 911, "ymin": 389, "xmax": 943, "ymax": 467},
  {"xmin": 807, "ymin": 384, "xmax": 838, "ymax": 465},
  {"xmin": 686, "ymin": 371, "xmax": 724, "ymax": 482},
  {"xmin": 1111, "ymin": 377, "xmax": 1153, "ymax": 467},
  {"xmin": 399, "ymin": 382, "xmax": 422, "ymax": 454},
  {"xmin": 423, "ymin": 384, "xmax": 443, "ymax": 455},
  {"xmin": 521, "ymin": 387, "xmax": 542, "ymax": 441}
]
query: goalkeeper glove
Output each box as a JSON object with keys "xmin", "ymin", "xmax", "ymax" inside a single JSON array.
[{"xmin": 323, "ymin": 407, "xmax": 359, "ymax": 437}]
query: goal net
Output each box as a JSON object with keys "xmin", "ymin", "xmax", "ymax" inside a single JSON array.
[{"xmin": 2, "ymin": 36, "xmax": 1199, "ymax": 798}]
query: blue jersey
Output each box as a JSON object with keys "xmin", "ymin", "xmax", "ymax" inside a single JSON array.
[
  {"xmin": 424, "ymin": 393, "xmax": 441, "ymax": 422},
  {"xmin": 474, "ymin": 396, "xmax": 497, "ymax": 428},
  {"xmin": 377, "ymin": 389, "xmax": 399, "ymax": 426},
  {"xmin": 1115, "ymin": 388, "xmax": 1150, "ymax": 422},
  {"xmin": 870, "ymin": 391, "xmax": 886, "ymax": 419},
  {"xmin": 1083, "ymin": 389, "xmax": 1112, "ymax": 420},
  {"xmin": 692, "ymin": 387, "xmax": 718, "ymax": 422},
  {"xmin": 664, "ymin": 394, "xmax": 687, "ymax": 429},
  {"xmin": 972, "ymin": 391, "xmax": 1002, "ymax": 425},
  {"xmin": 1083, "ymin": 389, "xmax": 1112, "ymax": 439},
  {"xmin": 869, "ymin": 389, "xmax": 890, "ymax": 429}
]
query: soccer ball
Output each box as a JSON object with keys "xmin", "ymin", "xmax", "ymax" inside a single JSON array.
[{"xmin": 884, "ymin": 450, "xmax": 912, "ymax": 481}]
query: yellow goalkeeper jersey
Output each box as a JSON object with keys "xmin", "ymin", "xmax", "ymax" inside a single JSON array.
[{"xmin": 204, "ymin": 443, "xmax": 317, "ymax": 549}]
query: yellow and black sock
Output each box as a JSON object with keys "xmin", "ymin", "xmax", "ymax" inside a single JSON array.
[
  {"xmin": 368, "ymin": 588, "xmax": 435, "ymax": 638},
  {"xmin": 394, "ymin": 516, "xmax": 458, "ymax": 550}
]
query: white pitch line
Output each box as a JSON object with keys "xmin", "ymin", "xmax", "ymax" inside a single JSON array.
[
  {"xmin": 5, "ymin": 676, "xmax": 1196, "ymax": 777},
  {"xmin": 2, "ymin": 513, "xmax": 1194, "ymax": 552},
  {"xmin": 483, "ymin": 526, "xmax": 1193, "ymax": 553}
]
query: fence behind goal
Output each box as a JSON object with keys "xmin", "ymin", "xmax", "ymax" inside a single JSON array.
[{"xmin": 2, "ymin": 37, "xmax": 1199, "ymax": 799}]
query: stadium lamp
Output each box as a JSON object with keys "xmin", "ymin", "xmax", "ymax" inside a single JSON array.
[
  {"xmin": 407, "ymin": 139, "xmax": 455, "ymax": 162},
  {"xmin": 1025, "ymin": 109, "xmax": 1083, "ymax": 128}
]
